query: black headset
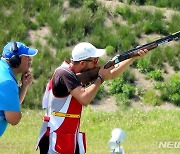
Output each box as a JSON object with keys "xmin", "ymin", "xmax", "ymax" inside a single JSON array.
[{"xmin": 9, "ymin": 42, "xmax": 21, "ymax": 68}]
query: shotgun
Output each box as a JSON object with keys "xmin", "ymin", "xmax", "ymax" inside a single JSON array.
[{"xmin": 76, "ymin": 31, "xmax": 180, "ymax": 85}]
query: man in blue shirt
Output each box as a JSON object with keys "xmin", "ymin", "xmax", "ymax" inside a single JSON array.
[{"xmin": 0, "ymin": 41, "xmax": 38, "ymax": 137}]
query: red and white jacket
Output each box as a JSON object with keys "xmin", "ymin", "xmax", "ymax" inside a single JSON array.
[{"xmin": 36, "ymin": 62, "xmax": 86, "ymax": 154}]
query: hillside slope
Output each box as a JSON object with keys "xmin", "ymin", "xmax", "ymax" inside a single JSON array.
[
  {"xmin": 90, "ymin": 0, "xmax": 180, "ymax": 111},
  {"xmin": 0, "ymin": 0, "xmax": 179, "ymax": 110}
]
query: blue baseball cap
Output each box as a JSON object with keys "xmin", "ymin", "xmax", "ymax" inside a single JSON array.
[{"xmin": 2, "ymin": 41, "xmax": 38, "ymax": 59}]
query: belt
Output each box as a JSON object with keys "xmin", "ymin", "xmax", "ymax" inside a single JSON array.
[{"xmin": 52, "ymin": 112, "xmax": 80, "ymax": 118}]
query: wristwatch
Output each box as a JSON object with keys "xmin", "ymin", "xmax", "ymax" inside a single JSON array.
[{"xmin": 98, "ymin": 74, "xmax": 104, "ymax": 84}]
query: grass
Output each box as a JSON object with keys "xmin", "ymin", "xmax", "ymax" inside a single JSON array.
[{"xmin": 0, "ymin": 108, "xmax": 180, "ymax": 154}]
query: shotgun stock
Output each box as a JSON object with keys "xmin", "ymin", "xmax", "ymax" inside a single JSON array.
[{"xmin": 76, "ymin": 31, "xmax": 180, "ymax": 85}]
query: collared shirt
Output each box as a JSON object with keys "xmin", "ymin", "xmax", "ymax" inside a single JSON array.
[{"xmin": 0, "ymin": 58, "xmax": 20, "ymax": 137}]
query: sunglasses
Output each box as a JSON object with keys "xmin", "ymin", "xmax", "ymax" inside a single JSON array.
[{"xmin": 82, "ymin": 58, "xmax": 99, "ymax": 64}]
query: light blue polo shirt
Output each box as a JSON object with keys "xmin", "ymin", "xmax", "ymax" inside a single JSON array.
[{"xmin": 0, "ymin": 58, "xmax": 20, "ymax": 137}]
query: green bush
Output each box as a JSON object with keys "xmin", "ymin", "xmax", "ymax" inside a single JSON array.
[
  {"xmin": 154, "ymin": 82, "xmax": 163, "ymax": 90},
  {"xmin": 116, "ymin": 25, "xmax": 138, "ymax": 51},
  {"xmin": 64, "ymin": 8, "xmax": 95, "ymax": 45},
  {"xmin": 143, "ymin": 10, "xmax": 168, "ymax": 35},
  {"xmin": 83, "ymin": 0, "xmax": 99, "ymax": 13},
  {"xmin": 32, "ymin": 42, "xmax": 55, "ymax": 79},
  {"xmin": 143, "ymin": 89, "xmax": 162, "ymax": 106},
  {"xmin": 128, "ymin": 0, "xmax": 180, "ymax": 10},
  {"xmin": 29, "ymin": 21, "xmax": 39, "ymax": 30},
  {"xmin": 115, "ymin": 93, "xmax": 131, "ymax": 109},
  {"xmin": 164, "ymin": 46, "xmax": 179, "ymax": 70},
  {"xmin": 55, "ymin": 49, "xmax": 71, "ymax": 65},
  {"xmin": 69, "ymin": 0, "xmax": 83, "ymax": 7},
  {"xmin": 90, "ymin": 27, "xmax": 121, "ymax": 50},
  {"xmin": 108, "ymin": 77, "xmax": 125, "ymax": 94},
  {"xmin": 106, "ymin": 45, "xmax": 115, "ymax": 56},
  {"xmin": 137, "ymin": 56, "xmax": 154, "ymax": 73},
  {"xmin": 146, "ymin": 70, "xmax": 164, "ymax": 81},
  {"xmin": 115, "ymin": 6, "xmax": 133, "ymax": 20},
  {"xmin": 127, "ymin": 0, "xmax": 146, "ymax": 5},
  {"xmin": 122, "ymin": 84, "xmax": 135, "ymax": 98},
  {"xmin": 23, "ymin": 75, "xmax": 48, "ymax": 109},
  {"xmin": 168, "ymin": 14, "xmax": 180, "ymax": 33},
  {"xmin": 115, "ymin": 6, "xmax": 143, "ymax": 24},
  {"xmin": 122, "ymin": 70, "xmax": 135, "ymax": 83},
  {"xmin": 148, "ymin": 48, "xmax": 164, "ymax": 69},
  {"xmin": 95, "ymin": 85, "xmax": 105, "ymax": 100},
  {"xmin": 174, "ymin": 43, "xmax": 180, "ymax": 61},
  {"xmin": 146, "ymin": 0, "xmax": 180, "ymax": 10},
  {"xmin": 161, "ymin": 74, "xmax": 180, "ymax": 106},
  {"xmin": 108, "ymin": 76, "xmax": 135, "ymax": 99}
]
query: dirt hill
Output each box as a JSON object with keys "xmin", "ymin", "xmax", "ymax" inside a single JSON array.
[
  {"xmin": 90, "ymin": 0, "xmax": 180, "ymax": 112},
  {"xmin": 27, "ymin": 0, "xmax": 180, "ymax": 112}
]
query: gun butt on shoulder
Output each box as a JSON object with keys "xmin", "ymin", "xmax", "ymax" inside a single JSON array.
[{"xmin": 76, "ymin": 67, "xmax": 100, "ymax": 85}]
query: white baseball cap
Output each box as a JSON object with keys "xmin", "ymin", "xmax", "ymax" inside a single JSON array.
[{"xmin": 71, "ymin": 42, "xmax": 105, "ymax": 61}]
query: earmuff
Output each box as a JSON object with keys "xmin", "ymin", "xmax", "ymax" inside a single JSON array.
[{"xmin": 9, "ymin": 42, "xmax": 21, "ymax": 68}]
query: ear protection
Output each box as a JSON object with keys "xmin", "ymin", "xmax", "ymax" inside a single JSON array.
[{"xmin": 9, "ymin": 42, "xmax": 21, "ymax": 68}]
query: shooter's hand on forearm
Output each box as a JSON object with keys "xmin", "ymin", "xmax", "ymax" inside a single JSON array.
[{"xmin": 135, "ymin": 49, "xmax": 149, "ymax": 59}]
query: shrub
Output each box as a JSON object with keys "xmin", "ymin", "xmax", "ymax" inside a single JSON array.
[
  {"xmin": 164, "ymin": 46, "xmax": 179, "ymax": 70},
  {"xmin": 127, "ymin": 0, "xmax": 146, "ymax": 5},
  {"xmin": 55, "ymin": 49, "xmax": 71, "ymax": 66},
  {"xmin": 122, "ymin": 84, "xmax": 135, "ymax": 99},
  {"xmin": 117, "ymin": 25, "xmax": 138, "ymax": 51},
  {"xmin": 143, "ymin": 89, "xmax": 162, "ymax": 106},
  {"xmin": 116, "ymin": 6, "xmax": 143, "ymax": 24},
  {"xmin": 146, "ymin": 0, "xmax": 180, "ymax": 11},
  {"xmin": 122, "ymin": 70, "xmax": 135, "ymax": 83},
  {"xmin": 149, "ymin": 48, "xmax": 164, "ymax": 69},
  {"xmin": 108, "ymin": 77, "xmax": 125, "ymax": 94},
  {"xmin": 161, "ymin": 74, "xmax": 180, "ymax": 106},
  {"xmin": 115, "ymin": 6, "xmax": 133, "ymax": 20},
  {"xmin": 115, "ymin": 93, "xmax": 131, "ymax": 109},
  {"xmin": 64, "ymin": 8, "xmax": 95, "ymax": 45},
  {"xmin": 69, "ymin": 0, "xmax": 83, "ymax": 7},
  {"xmin": 29, "ymin": 21, "xmax": 39, "ymax": 30},
  {"xmin": 154, "ymin": 82, "xmax": 164, "ymax": 90},
  {"xmin": 95, "ymin": 85, "xmax": 105, "ymax": 100},
  {"xmin": 137, "ymin": 56, "xmax": 154, "ymax": 73},
  {"xmin": 90, "ymin": 27, "xmax": 120, "ymax": 50},
  {"xmin": 32, "ymin": 43, "xmax": 55, "ymax": 79},
  {"xmin": 129, "ymin": 0, "xmax": 180, "ymax": 10},
  {"xmin": 143, "ymin": 10, "xmax": 168, "ymax": 35},
  {"xmin": 168, "ymin": 14, "xmax": 180, "ymax": 33},
  {"xmin": 108, "ymin": 76, "xmax": 135, "ymax": 99},
  {"xmin": 106, "ymin": 45, "xmax": 115, "ymax": 56},
  {"xmin": 146, "ymin": 70, "xmax": 164, "ymax": 81},
  {"xmin": 23, "ymin": 75, "xmax": 48, "ymax": 109},
  {"xmin": 83, "ymin": 0, "xmax": 99, "ymax": 13}
]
